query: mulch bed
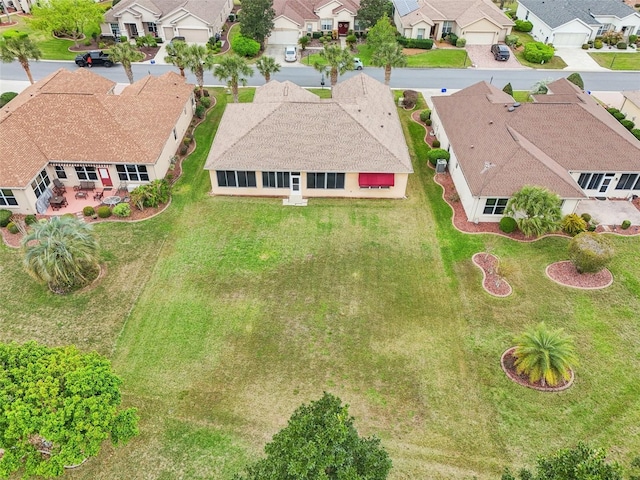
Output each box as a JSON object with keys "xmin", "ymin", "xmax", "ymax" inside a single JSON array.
[
  {"xmin": 471, "ymin": 253, "xmax": 512, "ymax": 297},
  {"xmin": 410, "ymin": 112, "xmax": 438, "ymax": 147},
  {"xmin": 546, "ymin": 261, "xmax": 613, "ymax": 289},
  {"xmin": 501, "ymin": 347, "xmax": 574, "ymax": 392}
]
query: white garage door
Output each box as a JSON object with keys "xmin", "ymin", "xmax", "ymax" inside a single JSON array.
[
  {"xmin": 269, "ymin": 29, "xmax": 299, "ymax": 45},
  {"xmin": 464, "ymin": 31, "xmax": 496, "ymax": 45},
  {"xmin": 553, "ymin": 32, "xmax": 587, "ymax": 46},
  {"xmin": 163, "ymin": 27, "xmax": 174, "ymax": 41},
  {"xmin": 177, "ymin": 28, "xmax": 211, "ymax": 43}
]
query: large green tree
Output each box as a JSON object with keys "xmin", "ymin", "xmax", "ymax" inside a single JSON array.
[
  {"xmin": 315, "ymin": 44, "xmax": 353, "ymax": 86},
  {"xmin": 365, "ymin": 13, "xmax": 397, "ymax": 50},
  {"xmin": 239, "ymin": 0, "xmax": 275, "ymax": 49},
  {"xmin": 0, "ymin": 36, "xmax": 42, "ymax": 84},
  {"xmin": 164, "ymin": 40, "xmax": 190, "ymax": 77},
  {"xmin": 28, "ymin": 0, "xmax": 104, "ymax": 47},
  {"xmin": 213, "ymin": 54, "xmax": 253, "ymax": 103},
  {"xmin": 235, "ymin": 392, "xmax": 392, "ymax": 480},
  {"xmin": 0, "ymin": 341, "xmax": 139, "ymax": 478},
  {"xmin": 255, "ymin": 55, "xmax": 280, "ymax": 83},
  {"xmin": 504, "ymin": 185, "xmax": 562, "ymax": 237},
  {"xmin": 22, "ymin": 216, "xmax": 100, "ymax": 294},
  {"xmin": 357, "ymin": 0, "xmax": 393, "ymax": 29},
  {"xmin": 108, "ymin": 42, "xmax": 145, "ymax": 84},
  {"xmin": 185, "ymin": 43, "xmax": 216, "ymax": 95},
  {"xmin": 370, "ymin": 41, "xmax": 406, "ymax": 85}
]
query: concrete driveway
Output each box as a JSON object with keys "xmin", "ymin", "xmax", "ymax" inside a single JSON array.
[
  {"xmin": 553, "ymin": 47, "xmax": 607, "ymax": 71},
  {"xmin": 465, "ymin": 44, "xmax": 526, "ymax": 69},
  {"xmin": 264, "ymin": 43, "xmax": 305, "ymax": 67},
  {"xmin": 576, "ymin": 198, "xmax": 640, "ymax": 227}
]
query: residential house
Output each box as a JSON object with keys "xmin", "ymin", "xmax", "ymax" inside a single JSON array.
[
  {"xmin": 269, "ymin": 0, "xmax": 361, "ymax": 45},
  {"xmin": 4, "ymin": 0, "xmax": 33, "ymax": 14},
  {"xmin": 516, "ymin": 0, "xmax": 640, "ymax": 47},
  {"xmin": 102, "ymin": 0, "xmax": 233, "ymax": 43},
  {"xmin": 621, "ymin": 91, "xmax": 640, "ymax": 125},
  {"xmin": 204, "ymin": 74, "xmax": 413, "ymax": 200},
  {"xmin": 0, "ymin": 68, "xmax": 195, "ymax": 215},
  {"xmin": 430, "ymin": 79, "xmax": 640, "ymax": 223},
  {"xmin": 391, "ymin": 0, "xmax": 514, "ymax": 44}
]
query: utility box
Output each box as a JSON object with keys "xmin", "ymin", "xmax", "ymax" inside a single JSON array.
[{"xmin": 436, "ymin": 159, "xmax": 448, "ymax": 173}]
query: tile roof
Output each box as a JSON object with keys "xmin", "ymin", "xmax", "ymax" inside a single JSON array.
[
  {"xmin": 105, "ymin": 0, "xmax": 225, "ymax": 24},
  {"xmin": 431, "ymin": 79, "xmax": 640, "ymax": 198},
  {"xmin": 517, "ymin": 0, "xmax": 637, "ymax": 29},
  {"xmin": 272, "ymin": 0, "xmax": 360, "ymax": 25},
  {"xmin": 0, "ymin": 69, "xmax": 194, "ymax": 187},
  {"xmin": 205, "ymin": 74, "xmax": 412, "ymax": 174},
  {"xmin": 395, "ymin": 0, "xmax": 513, "ymax": 28}
]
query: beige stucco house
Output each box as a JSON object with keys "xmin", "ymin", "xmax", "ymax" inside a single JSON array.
[
  {"xmin": 392, "ymin": 0, "xmax": 513, "ymax": 43},
  {"xmin": 204, "ymin": 74, "xmax": 412, "ymax": 200},
  {"xmin": 621, "ymin": 91, "xmax": 640, "ymax": 125},
  {"xmin": 430, "ymin": 79, "xmax": 640, "ymax": 223},
  {"xmin": 102, "ymin": 0, "xmax": 233, "ymax": 43},
  {"xmin": 0, "ymin": 68, "xmax": 195, "ymax": 215}
]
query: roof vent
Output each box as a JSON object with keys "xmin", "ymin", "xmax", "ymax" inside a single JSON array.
[
  {"xmin": 513, "ymin": 102, "xmax": 521, "ymax": 107},
  {"xmin": 480, "ymin": 162, "xmax": 496, "ymax": 173},
  {"xmin": 507, "ymin": 106, "xmax": 515, "ymax": 112},
  {"xmin": 489, "ymin": 120, "xmax": 494, "ymax": 124}
]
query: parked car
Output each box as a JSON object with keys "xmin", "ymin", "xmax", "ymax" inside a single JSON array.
[
  {"xmin": 284, "ymin": 46, "xmax": 297, "ymax": 62},
  {"xmin": 353, "ymin": 57, "xmax": 363, "ymax": 70},
  {"xmin": 75, "ymin": 51, "xmax": 113, "ymax": 68},
  {"xmin": 491, "ymin": 44, "xmax": 510, "ymax": 61}
]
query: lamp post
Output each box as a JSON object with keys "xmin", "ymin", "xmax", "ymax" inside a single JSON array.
[{"xmin": 320, "ymin": 73, "xmax": 325, "ymax": 89}]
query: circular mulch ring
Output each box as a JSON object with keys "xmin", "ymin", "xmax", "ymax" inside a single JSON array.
[
  {"xmin": 472, "ymin": 252, "xmax": 512, "ymax": 297},
  {"xmin": 546, "ymin": 261, "xmax": 613, "ymax": 289},
  {"xmin": 501, "ymin": 347, "xmax": 574, "ymax": 392}
]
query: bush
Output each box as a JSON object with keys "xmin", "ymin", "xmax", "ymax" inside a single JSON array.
[
  {"xmin": 24, "ymin": 214, "xmax": 37, "ymax": 225},
  {"xmin": 617, "ymin": 41, "xmax": 627, "ymax": 50},
  {"xmin": 195, "ymin": 104, "xmax": 206, "ymax": 118},
  {"xmin": 312, "ymin": 31, "xmax": 322, "ymax": 39},
  {"xmin": 629, "ymin": 34, "xmax": 638, "ymax": 44},
  {"xmin": 580, "ymin": 212, "xmax": 592, "ymax": 223},
  {"xmin": 581, "ymin": 43, "xmax": 589, "ymax": 50},
  {"xmin": 0, "ymin": 209, "xmax": 12, "ymax": 227},
  {"xmin": 621, "ymin": 219, "xmax": 631, "ymax": 229},
  {"xmin": 183, "ymin": 136, "xmax": 192, "ymax": 146},
  {"xmin": 631, "ymin": 128, "xmax": 640, "ymax": 140},
  {"xmin": 499, "ymin": 216, "xmax": 518, "ymax": 233},
  {"xmin": 432, "ymin": 139, "xmax": 441, "ymax": 148},
  {"xmin": 594, "ymin": 39, "xmax": 603, "ymax": 49},
  {"xmin": 613, "ymin": 111, "xmax": 626, "ymax": 121},
  {"xmin": 621, "ymin": 119, "xmax": 635, "ymax": 130},
  {"xmin": 346, "ymin": 34, "xmax": 357, "ymax": 49},
  {"xmin": 514, "ymin": 20, "xmax": 533, "ymax": 32},
  {"xmin": 228, "ymin": 13, "xmax": 236, "ymax": 22},
  {"xmin": 447, "ymin": 33, "xmax": 458, "ymax": 45},
  {"xmin": 199, "ymin": 96, "xmax": 211, "ymax": 108},
  {"xmin": 568, "ymin": 232, "xmax": 614, "ymax": 273},
  {"xmin": 113, "ymin": 202, "xmax": 131, "ymax": 217},
  {"xmin": 455, "ymin": 37, "xmax": 466, "ymax": 48},
  {"xmin": 426, "ymin": 148, "xmax": 450, "ymax": 165},
  {"xmin": 1, "ymin": 29, "xmax": 28, "ymax": 40},
  {"xmin": 505, "ymin": 35, "xmax": 518, "ymax": 47},
  {"xmin": 96, "ymin": 205, "xmax": 112, "ymax": 218},
  {"xmin": 231, "ymin": 35, "xmax": 260, "ymax": 57},
  {"xmin": 403, "ymin": 38, "xmax": 433, "ymax": 49},
  {"xmin": 523, "ymin": 42, "xmax": 554, "ymax": 63},
  {"xmin": 120, "ymin": 35, "xmax": 128, "ymax": 43},
  {"xmin": 607, "ymin": 107, "xmax": 620, "ymax": 115},
  {"xmin": 502, "ymin": 82, "xmax": 513, "ymax": 96},
  {"xmin": 402, "ymin": 90, "xmax": 418, "ymax": 109},
  {"xmin": 561, "ymin": 213, "xmax": 587, "ymax": 236},
  {"xmin": 566, "ymin": 72, "xmax": 584, "ymax": 90},
  {"xmin": 419, "ymin": 109, "xmax": 431, "ymax": 122},
  {"xmin": 425, "ymin": 119, "xmax": 432, "ymax": 126},
  {"xmin": 83, "ymin": 206, "xmax": 95, "ymax": 216},
  {"xmin": 6, "ymin": 221, "xmax": 18, "ymax": 234},
  {"xmin": 0, "ymin": 92, "xmax": 18, "ymax": 107}
]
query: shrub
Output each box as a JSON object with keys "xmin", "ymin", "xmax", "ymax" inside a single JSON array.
[
  {"xmin": 617, "ymin": 41, "xmax": 627, "ymax": 50},
  {"xmin": 502, "ymin": 82, "xmax": 513, "ymax": 96},
  {"xmin": 96, "ymin": 205, "xmax": 112, "ymax": 218},
  {"xmin": 83, "ymin": 206, "xmax": 95, "ymax": 216},
  {"xmin": 504, "ymin": 35, "xmax": 518, "ymax": 47},
  {"xmin": 199, "ymin": 96, "xmax": 211, "ymax": 108},
  {"xmin": 346, "ymin": 34, "xmax": 357, "ymax": 49},
  {"xmin": 580, "ymin": 212, "xmax": 592, "ymax": 223},
  {"xmin": 6, "ymin": 222, "xmax": 19, "ymax": 234},
  {"xmin": 523, "ymin": 42, "xmax": 554, "ymax": 63},
  {"xmin": 24, "ymin": 214, "xmax": 37, "ymax": 225},
  {"xmin": 607, "ymin": 107, "xmax": 620, "ymax": 115},
  {"xmin": 83, "ymin": 39, "xmax": 92, "ymax": 46},
  {"xmin": 514, "ymin": 20, "xmax": 533, "ymax": 32},
  {"xmin": 312, "ymin": 31, "xmax": 322, "ymax": 39},
  {"xmin": 621, "ymin": 220, "xmax": 631, "ymax": 229},
  {"xmin": 447, "ymin": 33, "xmax": 458, "ymax": 45},
  {"xmin": 62, "ymin": 213, "xmax": 75, "ymax": 219},
  {"xmin": 113, "ymin": 202, "xmax": 131, "ymax": 217},
  {"xmin": 631, "ymin": 128, "xmax": 640, "ymax": 140},
  {"xmin": 456, "ymin": 37, "xmax": 466, "ymax": 48},
  {"xmin": 120, "ymin": 35, "xmax": 128, "ymax": 43},
  {"xmin": 499, "ymin": 216, "xmax": 518, "ymax": 233},
  {"xmin": 432, "ymin": 139, "xmax": 441, "ymax": 148},
  {"xmin": 195, "ymin": 104, "xmax": 206, "ymax": 118},
  {"xmin": 0, "ymin": 92, "xmax": 18, "ymax": 107},
  {"xmin": 183, "ymin": 136, "xmax": 192, "ymax": 146},
  {"xmin": 130, "ymin": 179, "xmax": 171, "ymax": 210},
  {"xmin": 231, "ymin": 35, "xmax": 260, "ymax": 57},
  {"xmin": 594, "ymin": 39, "xmax": 603, "ymax": 49},
  {"xmin": 404, "ymin": 38, "xmax": 433, "ymax": 49},
  {"xmin": 180, "ymin": 145, "xmax": 188, "ymax": 155},
  {"xmin": 621, "ymin": 119, "xmax": 635, "ymax": 130},
  {"xmin": 566, "ymin": 72, "xmax": 584, "ymax": 90},
  {"xmin": 402, "ymin": 90, "xmax": 418, "ymax": 109},
  {"xmin": 0, "ymin": 209, "xmax": 12, "ymax": 227},
  {"xmin": 629, "ymin": 34, "xmax": 638, "ymax": 44},
  {"xmin": 568, "ymin": 232, "xmax": 614, "ymax": 273},
  {"xmin": 613, "ymin": 111, "xmax": 626, "ymax": 121},
  {"xmin": 419, "ymin": 109, "xmax": 431, "ymax": 122},
  {"xmin": 1, "ymin": 29, "xmax": 28, "ymax": 40},
  {"xmin": 425, "ymin": 119, "xmax": 432, "ymax": 126},
  {"xmin": 581, "ymin": 43, "xmax": 589, "ymax": 50},
  {"xmin": 561, "ymin": 213, "xmax": 587, "ymax": 236},
  {"xmin": 426, "ymin": 148, "xmax": 450, "ymax": 165}
]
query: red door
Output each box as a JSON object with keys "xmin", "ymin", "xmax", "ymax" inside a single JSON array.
[
  {"xmin": 98, "ymin": 168, "xmax": 113, "ymax": 187},
  {"xmin": 338, "ymin": 22, "xmax": 349, "ymax": 35}
]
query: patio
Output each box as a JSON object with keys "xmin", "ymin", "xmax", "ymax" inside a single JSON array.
[
  {"xmin": 575, "ymin": 198, "xmax": 640, "ymax": 230},
  {"xmin": 44, "ymin": 189, "xmax": 112, "ymax": 216}
]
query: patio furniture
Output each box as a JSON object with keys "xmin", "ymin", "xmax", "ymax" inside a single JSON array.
[
  {"xmin": 75, "ymin": 191, "xmax": 88, "ymax": 199},
  {"xmin": 50, "ymin": 196, "xmax": 67, "ymax": 210},
  {"xmin": 102, "ymin": 195, "xmax": 121, "ymax": 207},
  {"xmin": 94, "ymin": 191, "xmax": 104, "ymax": 201},
  {"xmin": 74, "ymin": 181, "xmax": 96, "ymax": 191},
  {"xmin": 53, "ymin": 179, "xmax": 66, "ymax": 191}
]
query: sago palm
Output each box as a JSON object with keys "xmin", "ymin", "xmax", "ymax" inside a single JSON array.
[
  {"xmin": 213, "ymin": 54, "xmax": 253, "ymax": 103},
  {"xmin": 165, "ymin": 40, "xmax": 190, "ymax": 78},
  {"xmin": 370, "ymin": 41, "xmax": 406, "ymax": 85},
  {"xmin": 0, "ymin": 36, "xmax": 42, "ymax": 84},
  {"xmin": 186, "ymin": 44, "xmax": 216, "ymax": 95},
  {"xmin": 109, "ymin": 42, "xmax": 145, "ymax": 84},
  {"xmin": 22, "ymin": 216, "xmax": 100, "ymax": 293},
  {"xmin": 316, "ymin": 44, "xmax": 353, "ymax": 86},
  {"xmin": 255, "ymin": 55, "xmax": 280, "ymax": 83},
  {"xmin": 513, "ymin": 322, "xmax": 578, "ymax": 387}
]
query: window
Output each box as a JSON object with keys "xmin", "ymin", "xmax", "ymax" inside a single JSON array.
[
  {"xmin": 0, "ymin": 189, "xmax": 18, "ymax": 207},
  {"xmin": 75, "ymin": 166, "xmax": 98, "ymax": 181},
  {"xmin": 577, "ymin": 173, "xmax": 612, "ymax": 190},
  {"xmin": 262, "ymin": 171, "xmax": 290, "ymax": 188},
  {"xmin": 417, "ymin": 28, "xmax": 425, "ymax": 39},
  {"xmin": 31, "ymin": 169, "xmax": 50, "ymax": 199},
  {"xmin": 54, "ymin": 165, "xmax": 67, "ymax": 179},
  {"xmin": 596, "ymin": 23, "xmax": 611, "ymax": 36},
  {"xmin": 307, "ymin": 23, "xmax": 313, "ymax": 33},
  {"xmin": 173, "ymin": 128, "xmax": 177, "ymax": 140},
  {"xmin": 441, "ymin": 21, "xmax": 453, "ymax": 35},
  {"xmin": 216, "ymin": 170, "xmax": 257, "ymax": 187},
  {"xmin": 308, "ymin": 172, "xmax": 345, "ymax": 189},
  {"xmin": 354, "ymin": 19, "xmax": 364, "ymax": 32},
  {"xmin": 321, "ymin": 19, "xmax": 333, "ymax": 31},
  {"xmin": 147, "ymin": 22, "xmax": 157, "ymax": 35},
  {"xmin": 110, "ymin": 23, "xmax": 120, "ymax": 36},
  {"xmin": 116, "ymin": 165, "xmax": 150, "ymax": 182},
  {"xmin": 483, "ymin": 198, "xmax": 508, "ymax": 215}
]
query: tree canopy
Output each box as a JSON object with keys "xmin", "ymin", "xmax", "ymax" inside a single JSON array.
[
  {"xmin": 28, "ymin": 0, "xmax": 104, "ymax": 47},
  {"xmin": 0, "ymin": 36, "xmax": 42, "ymax": 84},
  {"xmin": 239, "ymin": 0, "xmax": 275, "ymax": 48},
  {"xmin": 366, "ymin": 14, "xmax": 397, "ymax": 50},
  {"xmin": 315, "ymin": 45, "xmax": 353, "ymax": 86},
  {"xmin": 0, "ymin": 341, "xmax": 139, "ymax": 478},
  {"xmin": 108, "ymin": 42, "xmax": 145, "ymax": 84},
  {"xmin": 213, "ymin": 54, "xmax": 253, "ymax": 103},
  {"xmin": 357, "ymin": 0, "xmax": 393, "ymax": 29},
  {"xmin": 235, "ymin": 392, "xmax": 392, "ymax": 480},
  {"xmin": 504, "ymin": 185, "xmax": 562, "ymax": 237}
]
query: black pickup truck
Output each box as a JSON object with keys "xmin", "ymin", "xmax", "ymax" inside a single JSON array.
[{"xmin": 75, "ymin": 51, "xmax": 114, "ymax": 68}]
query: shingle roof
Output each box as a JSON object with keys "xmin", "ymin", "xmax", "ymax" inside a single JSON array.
[
  {"xmin": 0, "ymin": 69, "xmax": 193, "ymax": 187},
  {"xmin": 272, "ymin": 0, "xmax": 360, "ymax": 26},
  {"xmin": 105, "ymin": 0, "xmax": 225, "ymax": 24},
  {"xmin": 517, "ymin": 0, "xmax": 637, "ymax": 29},
  {"xmin": 205, "ymin": 74, "xmax": 412, "ymax": 174},
  {"xmin": 431, "ymin": 79, "xmax": 640, "ymax": 198},
  {"xmin": 394, "ymin": 0, "xmax": 513, "ymax": 28}
]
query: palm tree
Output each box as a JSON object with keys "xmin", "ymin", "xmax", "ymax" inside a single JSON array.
[
  {"xmin": 504, "ymin": 185, "xmax": 562, "ymax": 237},
  {"xmin": 109, "ymin": 42, "xmax": 145, "ymax": 84},
  {"xmin": 213, "ymin": 54, "xmax": 253, "ymax": 103},
  {"xmin": 22, "ymin": 216, "xmax": 100, "ymax": 293},
  {"xmin": 513, "ymin": 322, "xmax": 578, "ymax": 387},
  {"xmin": 165, "ymin": 40, "xmax": 190, "ymax": 78},
  {"xmin": 255, "ymin": 55, "xmax": 280, "ymax": 83},
  {"xmin": 0, "ymin": 36, "xmax": 42, "ymax": 84},
  {"xmin": 185, "ymin": 44, "xmax": 216, "ymax": 96},
  {"xmin": 370, "ymin": 41, "xmax": 407, "ymax": 85},
  {"xmin": 316, "ymin": 44, "xmax": 353, "ymax": 86}
]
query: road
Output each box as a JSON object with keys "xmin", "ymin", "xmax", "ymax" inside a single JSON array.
[{"xmin": 1, "ymin": 59, "xmax": 640, "ymax": 91}]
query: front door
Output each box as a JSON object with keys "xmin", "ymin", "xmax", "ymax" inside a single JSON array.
[
  {"xmin": 338, "ymin": 22, "xmax": 349, "ymax": 35},
  {"xmin": 98, "ymin": 168, "xmax": 113, "ymax": 187},
  {"xmin": 290, "ymin": 172, "xmax": 301, "ymax": 195},
  {"xmin": 126, "ymin": 23, "xmax": 139, "ymax": 38}
]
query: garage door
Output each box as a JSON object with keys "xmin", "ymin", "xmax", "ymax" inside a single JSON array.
[
  {"xmin": 177, "ymin": 28, "xmax": 211, "ymax": 43},
  {"xmin": 269, "ymin": 29, "xmax": 299, "ymax": 45},
  {"xmin": 553, "ymin": 32, "xmax": 587, "ymax": 46},
  {"xmin": 464, "ymin": 31, "xmax": 496, "ymax": 45},
  {"xmin": 163, "ymin": 27, "xmax": 174, "ymax": 41}
]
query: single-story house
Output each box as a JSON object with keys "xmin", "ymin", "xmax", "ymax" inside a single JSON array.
[
  {"xmin": 102, "ymin": 0, "xmax": 233, "ymax": 43},
  {"xmin": 204, "ymin": 73, "xmax": 413, "ymax": 200},
  {"xmin": 430, "ymin": 79, "xmax": 640, "ymax": 223},
  {"xmin": 0, "ymin": 68, "xmax": 195, "ymax": 215},
  {"xmin": 621, "ymin": 91, "xmax": 640, "ymax": 124},
  {"xmin": 5, "ymin": 0, "xmax": 33, "ymax": 14},
  {"xmin": 391, "ymin": 0, "xmax": 514, "ymax": 44},
  {"xmin": 269, "ymin": 0, "xmax": 361, "ymax": 45},
  {"xmin": 516, "ymin": 0, "xmax": 640, "ymax": 47}
]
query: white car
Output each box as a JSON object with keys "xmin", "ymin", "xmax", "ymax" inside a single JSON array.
[
  {"xmin": 284, "ymin": 46, "xmax": 297, "ymax": 62},
  {"xmin": 353, "ymin": 57, "xmax": 363, "ymax": 70}
]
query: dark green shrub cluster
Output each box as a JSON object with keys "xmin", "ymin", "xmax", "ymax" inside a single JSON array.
[
  {"xmin": 580, "ymin": 212, "xmax": 591, "ymax": 223},
  {"xmin": 566, "ymin": 72, "xmax": 584, "ymax": 90},
  {"xmin": 96, "ymin": 206, "xmax": 112, "ymax": 218},
  {"xmin": 514, "ymin": 20, "xmax": 533, "ymax": 32},
  {"xmin": 505, "ymin": 35, "xmax": 518, "ymax": 47},
  {"xmin": 402, "ymin": 90, "xmax": 418, "ymax": 109},
  {"xmin": 231, "ymin": 35, "xmax": 260, "ymax": 57},
  {"xmin": 1, "ymin": 29, "xmax": 28, "ymax": 40},
  {"xmin": 445, "ymin": 33, "xmax": 458, "ymax": 45},
  {"xmin": 499, "ymin": 216, "xmax": 517, "ymax": 233},
  {"xmin": 561, "ymin": 213, "xmax": 587, "ymax": 236},
  {"xmin": 419, "ymin": 109, "xmax": 431, "ymax": 123},
  {"xmin": 621, "ymin": 220, "xmax": 631, "ymax": 229},
  {"xmin": 581, "ymin": 43, "xmax": 589, "ymax": 50},
  {"xmin": 617, "ymin": 41, "xmax": 627, "ymax": 49},
  {"xmin": 195, "ymin": 104, "xmax": 206, "ymax": 118},
  {"xmin": 632, "ymin": 128, "xmax": 640, "ymax": 140},
  {"xmin": 523, "ymin": 42, "xmax": 554, "ymax": 63},
  {"xmin": 83, "ymin": 206, "xmax": 95, "ymax": 216},
  {"xmin": 426, "ymin": 148, "xmax": 450, "ymax": 165},
  {"xmin": 502, "ymin": 82, "xmax": 513, "ymax": 95},
  {"xmin": 397, "ymin": 37, "xmax": 433, "ymax": 49},
  {"xmin": 621, "ymin": 119, "xmax": 635, "ymax": 130},
  {"xmin": 629, "ymin": 34, "xmax": 638, "ymax": 44},
  {"xmin": 568, "ymin": 232, "xmax": 614, "ymax": 273},
  {"xmin": 455, "ymin": 37, "xmax": 466, "ymax": 48},
  {"xmin": 0, "ymin": 209, "xmax": 12, "ymax": 227},
  {"xmin": 6, "ymin": 221, "xmax": 19, "ymax": 234},
  {"xmin": 0, "ymin": 92, "xmax": 18, "ymax": 107},
  {"xmin": 199, "ymin": 96, "xmax": 211, "ymax": 108},
  {"xmin": 24, "ymin": 214, "xmax": 37, "ymax": 225},
  {"xmin": 432, "ymin": 139, "xmax": 441, "ymax": 148},
  {"xmin": 425, "ymin": 119, "xmax": 432, "ymax": 126}
]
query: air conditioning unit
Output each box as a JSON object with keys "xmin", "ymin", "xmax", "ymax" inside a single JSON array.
[{"xmin": 436, "ymin": 159, "xmax": 448, "ymax": 173}]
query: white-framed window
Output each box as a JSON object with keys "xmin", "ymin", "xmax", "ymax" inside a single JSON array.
[
  {"xmin": 321, "ymin": 19, "xmax": 333, "ymax": 31},
  {"xmin": 596, "ymin": 23, "xmax": 611, "ymax": 36},
  {"xmin": 117, "ymin": 165, "xmax": 150, "ymax": 182},
  {"xmin": 483, "ymin": 198, "xmax": 508, "ymax": 215},
  {"xmin": 442, "ymin": 21, "xmax": 453, "ymax": 36},
  {"xmin": 417, "ymin": 28, "xmax": 425, "ymax": 39},
  {"xmin": 262, "ymin": 171, "xmax": 290, "ymax": 188},
  {"xmin": 0, "ymin": 189, "xmax": 18, "ymax": 207},
  {"xmin": 354, "ymin": 19, "xmax": 364, "ymax": 32},
  {"xmin": 216, "ymin": 170, "xmax": 257, "ymax": 187},
  {"xmin": 147, "ymin": 22, "xmax": 157, "ymax": 35},
  {"xmin": 110, "ymin": 23, "xmax": 120, "ymax": 36},
  {"xmin": 31, "ymin": 169, "xmax": 50, "ymax": 199},
  {"xmin": 54, "ymin": 165, "xmax": 67, "ymax": 179},
  {"xmin": 307, "ymin": 172, "xmax": 345, "ymax": 189},
  {"xmin": 75, "ymin": 166, "xmax": 98, "ymax": 181},
  {"xmin": 615, "ymin": 173, "xmax": 640, "ymax": 190},
  {"xmin": 307, "ymin": 23, "xmax": 313, "ymax": 33}
]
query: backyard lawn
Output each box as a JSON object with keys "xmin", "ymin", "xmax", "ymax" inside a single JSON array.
[
  {"xmin": 1, "ymin": 89, "xmax": 640, "ymax": 479},
  {"xmin": 589, "ymin": 51, "xmax": 640, "ymax": 70}
]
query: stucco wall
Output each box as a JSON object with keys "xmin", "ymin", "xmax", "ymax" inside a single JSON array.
[
  {"xmin": 3, "ymin": 189, "xmax": 34, "ymax": 215},
  {"xmin": 152, "ymin": 95, "xmax": 195, "ymax": 180},
  {"xmin": 621, "ymin": 97, "xmax": 640, "ymax": 124}
]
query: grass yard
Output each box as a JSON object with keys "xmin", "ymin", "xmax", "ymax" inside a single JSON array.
[
  {"xmin": 512, "ymin": 90, "xmax": 533, "ymax": 102},
  {"xmin": 1, "ymin": 89, "xmax": 640, "ymax": 479},
  {"xmin": 0, "ymin": 15, "xmax": 83, "ymax": 60},
  {"xmin": 589, "ymin": 52, "xmax": 640, "ymax": 70},
  {"xmin": 512, "ymin": 32, "xmax": 568, "ymax": 69}
]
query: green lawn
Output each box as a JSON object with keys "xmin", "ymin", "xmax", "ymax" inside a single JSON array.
[
  {"xmin": 1, "ymin": 89, "xmax": 640, "ymax": 479},
  {"xmin": 512, "ymin": 32, "xmax": 568, "ymax": 69},
  {"xmin": 512, "ymin": 90, "xmax": 533, "ymax": 103},
  {"xmin": 589, "ymin": 52, "xmax": 640, "ymax": 70},
  {"xmin": 0, "ymin": 15, "xmax": 82, "ymax": 60}
]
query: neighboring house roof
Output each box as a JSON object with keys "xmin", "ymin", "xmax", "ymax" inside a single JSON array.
[
  {"xmin": 104, "ymin": 0, "xmax": 224, "ymax": 25},
  {"xmin": 431, "ymin": 79, "xmax": 640, "ymax": 199},
  {"xmin": 394, "ymin": 0, "xmax": 513, "ymax": 29},
  {"xmin": 622, "ymin": 90, "xmax": 640, "ymax": 108},
  {"xmin": 0, "ymin": 69, "xmax": 193, "ymax": 188},
  {"xmin": 518, "ymin": 0, "xmax": 638, "ymax": 29},
  {"xmin": 272, "ymin": 0, "xmax": 360, "ymax": 27},
  {"xmin": 205, "ymin": 74, "xmax": 412, "ymax": 174}
]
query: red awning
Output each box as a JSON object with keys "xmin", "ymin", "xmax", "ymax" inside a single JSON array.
[{"xmin": 359, "ymin": 173, "xmax": 395, "ymax": 188}]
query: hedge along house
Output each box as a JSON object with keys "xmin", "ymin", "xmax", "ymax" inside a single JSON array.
[
  {"xmin": 430, "ymin": 79, "xmax": 640, "ymax": 223},
  {"xmin": 0, "ymin": 68, "xmax": 195, "ymax": 215},
  {"xmin": 391, "ymin": 0, "xmax": 514, "ymax": 44},
  {"xmin": 204, "ymin": 74, "xmax": 412, "ymax": 201}
]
